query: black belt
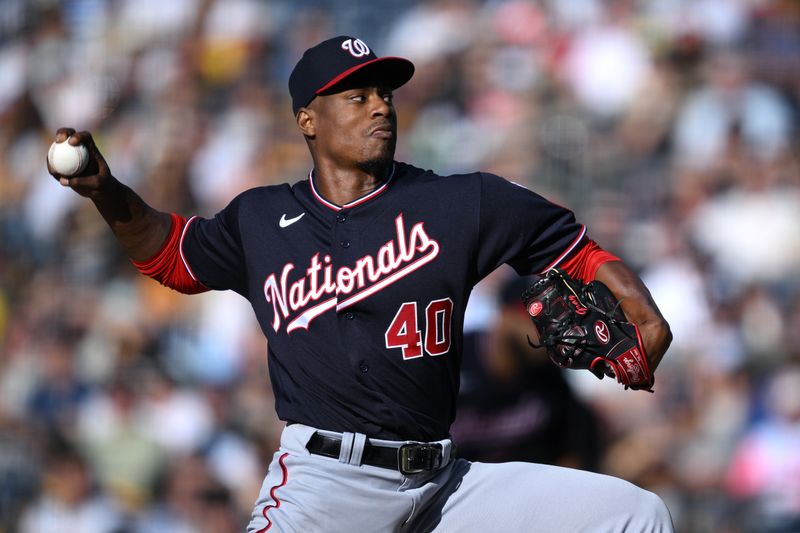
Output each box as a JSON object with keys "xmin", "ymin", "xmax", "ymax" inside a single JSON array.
[{"xmin": 306, "ymin": 432, "xmax": 446, "ymax": 475}]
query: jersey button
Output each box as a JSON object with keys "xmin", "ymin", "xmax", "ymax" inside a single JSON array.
[
  {"xmin": 336, "ymin": 213, "xmax": 347, "ymax": 223},
  {"xmin": 345, "ymin": 312, "xmax": 355, "ymax": 320},
  {"xmin": 340, "ymin": 240, "xmax": 350, "ymax": 248},
  {"xmin": 359, "ymin": 362, "xmax": 369, "ymax": 373}
]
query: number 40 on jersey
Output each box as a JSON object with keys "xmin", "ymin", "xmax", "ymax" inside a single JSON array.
[{"xmin": 384, "ymin": 298, "xmax": 453, "ymax": 360}]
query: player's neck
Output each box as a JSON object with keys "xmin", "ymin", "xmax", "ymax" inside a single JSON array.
[{"xmin": 312, "ymin": 162, "xmax": 392, "ymax": 206}]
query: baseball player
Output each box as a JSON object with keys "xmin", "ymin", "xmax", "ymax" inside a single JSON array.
[{"xmin": 49, "ymin": 36, "xmax": 674, "ymax": 532}]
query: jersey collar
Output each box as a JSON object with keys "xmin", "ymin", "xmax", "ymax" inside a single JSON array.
[{"xmin": 308, "ymin": 163, "xmax": 396, "ymax": 211}]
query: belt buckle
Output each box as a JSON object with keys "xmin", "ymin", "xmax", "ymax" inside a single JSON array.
[{"xmin": 398, "ymin": 443, "xmax": 442, "ymax": 475}]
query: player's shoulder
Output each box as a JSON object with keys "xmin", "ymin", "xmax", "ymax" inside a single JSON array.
[
  {"xmin": 235, "ymin": 182, "xmax": 295, "ymax": 199},
  {"xmin": 395, "ymin": 162, "xmax": 528, "ymax": 194},
  {"xmin": 223, "ymin": 183, "xmax": 296, "ymax": 210},
  {"xmin": 394, "ymin": 161, "xmax": 486, "ymax": 186},
  {"xmin": 398, "ymin": 161, "xmax": 517, "ymax": 182}
]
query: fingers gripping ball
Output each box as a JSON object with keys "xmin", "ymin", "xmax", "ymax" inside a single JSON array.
[
  {"xmin": 48, "ymin": 137, "xmax": 89, "ymax": 176},
  {"xmin": 522, "ymin": 268, "xmax": 654, "ymax": 391}
]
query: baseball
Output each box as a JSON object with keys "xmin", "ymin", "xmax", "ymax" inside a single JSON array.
[{"xmin": 48, "ymin": 138, "xmax": 89, "ymax": 176}]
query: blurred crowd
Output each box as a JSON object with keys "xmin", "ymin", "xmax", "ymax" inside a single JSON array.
[{"xmin": 0, "ymin": 0, "xmax": 798, "ymax": 532}]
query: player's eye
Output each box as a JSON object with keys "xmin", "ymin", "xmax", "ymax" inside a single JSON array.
[
  {"xmin": 349, "ymin": 94, "xmax": 366, "ymax": 103},
  {"xmin": 383, "ymin": 93, "xmax": 394, "ymax": 104}
]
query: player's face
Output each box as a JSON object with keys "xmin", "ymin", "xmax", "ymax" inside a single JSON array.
[{"xmin": 305, "ymin": 85, "xmax": 397, "ymax": 174}]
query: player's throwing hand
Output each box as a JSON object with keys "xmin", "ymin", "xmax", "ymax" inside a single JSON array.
[{"xmin": 46, "ymin": 128, "xmax": 113, "ymax": 199}]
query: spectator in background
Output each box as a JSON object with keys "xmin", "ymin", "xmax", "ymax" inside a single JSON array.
[
  {"xmin": 26, "ymin": 328, "xmax": 91, "ymax": 439},
  {"xmin": 133, "ymin": 453, "xmax": 240, "ymax": 533},
  {"xmin": 76, "ymin": 375, "xmax": 165, "ymax": 513},
  {"xmin": 18, "ymin": 443, "xmax": 125, "ymax": 533},
  {"xmin": 726, "ymin": 366, "xmax": 800, "ymax": 533},
  {"xmin": 672, "ymin": 49, "xmax": 793, "ymax": 171}
]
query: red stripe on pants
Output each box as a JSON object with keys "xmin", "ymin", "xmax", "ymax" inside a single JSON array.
[{"xmin": 257, "ymin": 453, "xmax": 290, "ymax": 533}]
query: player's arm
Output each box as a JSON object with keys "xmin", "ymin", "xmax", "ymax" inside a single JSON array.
[
  {"xmin": 593, "ymin": 260, "xmax": 671, "ymax": 372},
  {"xmin": 47, "ymin": 128, "xmax": 171, "ymax": 261},
  {"xmin": 48, "ymin": 128, "xmax": 206, "ymax": 294}
]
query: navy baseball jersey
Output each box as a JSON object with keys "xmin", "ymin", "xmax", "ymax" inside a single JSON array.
[{"xmin": 181, "ymin": 162, "xmax": 585, "ymax": 441}]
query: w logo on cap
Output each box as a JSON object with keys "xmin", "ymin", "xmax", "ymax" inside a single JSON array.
[{"xmin": 341, "ymin": 38, "xmax": 370, "ymax": 58}]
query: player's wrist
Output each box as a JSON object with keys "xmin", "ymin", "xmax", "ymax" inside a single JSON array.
[{"xmin": 86, "ymin": 172, "xmax": 121, "ymax": 199}]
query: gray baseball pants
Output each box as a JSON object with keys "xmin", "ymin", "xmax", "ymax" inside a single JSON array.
[{"xmin": 247, "ymin": 423, "xmax": 673, "ymax": 532}]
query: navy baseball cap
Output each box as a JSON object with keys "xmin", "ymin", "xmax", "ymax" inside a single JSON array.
[{"xmin": 288, "ymin": 36, "xmax": 415, "ymax": 115}]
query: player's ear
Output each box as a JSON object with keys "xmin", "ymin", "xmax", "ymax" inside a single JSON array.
[{"xmin": 296, "ymin": 108, "xmax": 316, "ymax": 137}]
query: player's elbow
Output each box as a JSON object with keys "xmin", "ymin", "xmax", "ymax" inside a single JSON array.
[
  {"xmin": 644, "ymin": 316, "xmax": 672, "ymax": 369},
  {"xmin": 655, "ymin": 317, "xmax": 673, "ymax": 353},
  {"xmin": 661, "ymin": 318, "xmax": 673, "ymax": 349},
  {"xmin": 132, "ymin": 213, "xmax": 209, "ymax": 295},
  {"xmin": 157, "ymin": 276, "xmax": 209, "ymax": 295}
]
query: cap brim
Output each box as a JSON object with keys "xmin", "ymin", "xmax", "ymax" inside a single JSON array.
[{"xmin": 316, "ymin": 57, "xmax": 415, "ymax": 96}]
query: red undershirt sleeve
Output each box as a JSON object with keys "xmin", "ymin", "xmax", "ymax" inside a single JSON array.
[
  {"xmin": 131, "ymin": 213, "xmax": 209, "ymax": 294},
  {"xmin": 556, "ymin": 238, "xmax": 620, "ymax": 284}
]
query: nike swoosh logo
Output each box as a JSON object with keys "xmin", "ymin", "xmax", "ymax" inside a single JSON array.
[{"xmin": 279, "ymin": 212, "xmax": 305, "ymax": 228}]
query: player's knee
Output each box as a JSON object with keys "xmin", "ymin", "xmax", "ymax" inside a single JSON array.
[
  {"xmin": 603, "ymin": 478, "xmax": 674, "ymax": 532},
  {"xmin": 635, "ymin": 489, "xmax": 674, "ymax": 532}
]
